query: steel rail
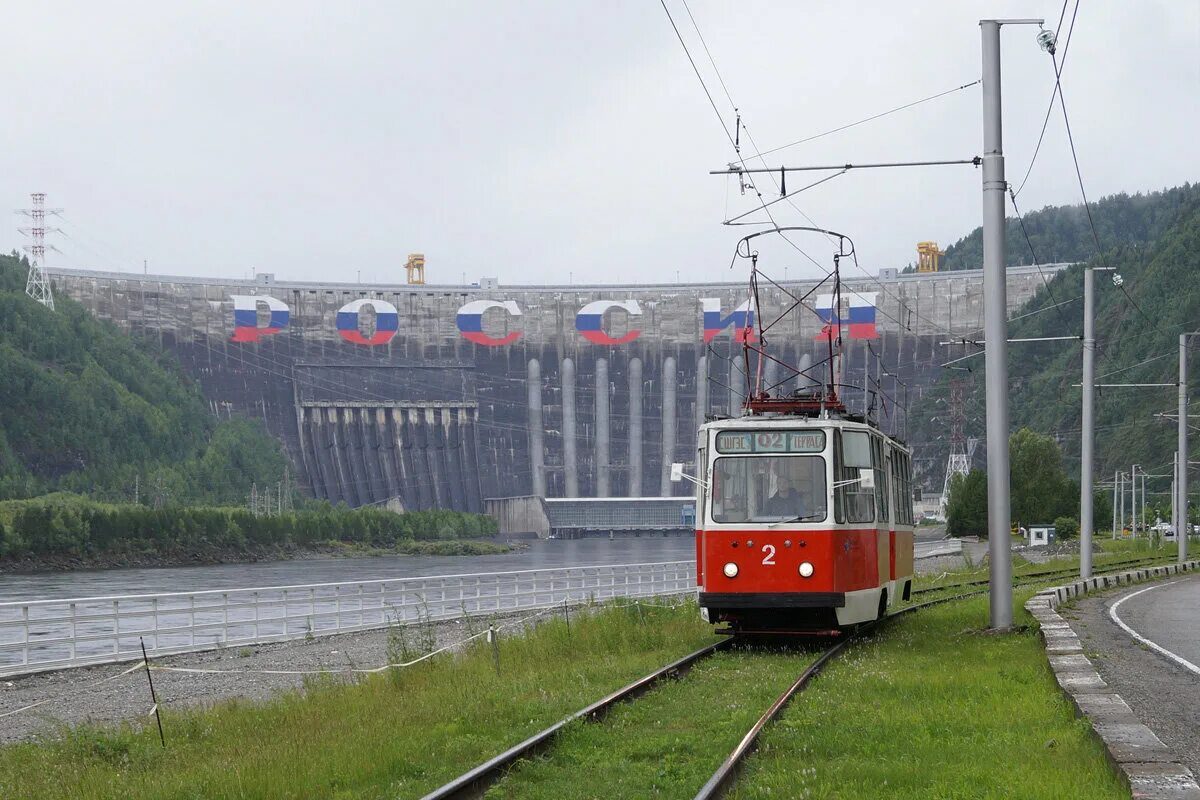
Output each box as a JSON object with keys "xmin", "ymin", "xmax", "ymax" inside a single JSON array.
[
  {"xmin": 419, "ymin": 637, "xmax": 735, "ymax": 800},
  {"xmin": 692, "ymin": 557, "xmax": 1169, "ymax": 800},
  {"xmin": 692, "ymin": 585, "xmax": 993, "ymax": 800},
  {"xmin": 424, "ymin": 557, "xmax": 1165, "ymax": 800},
  {"xmin": 910, "ymin": 553, "xmax": 1170, "ymax": 597}
]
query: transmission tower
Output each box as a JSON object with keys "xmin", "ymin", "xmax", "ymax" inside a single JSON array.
[
  {"xmin": 16, "ymin": 192, "xmax": 62, "ymax": 310},
  {"xmin": 938, "ymin": 378, "xmax": 970, "ymax": 519}
]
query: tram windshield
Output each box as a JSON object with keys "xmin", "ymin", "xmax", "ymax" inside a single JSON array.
[{"xmin": 711, "ymin": 456, "xmax": 827, "ymax": 524}]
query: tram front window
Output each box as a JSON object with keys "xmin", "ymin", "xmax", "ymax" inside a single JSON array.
[{"xmin": 711, "ymin": 456, "xmax": 827, "ymax": 524}]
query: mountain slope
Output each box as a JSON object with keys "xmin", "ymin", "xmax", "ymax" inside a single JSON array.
[
  {"xmin": 910, "ymin": 184, "xmax": 1200, "ymax": 503},
  {"xmin": 932, "ymin": 183, "xmax": 1198, "ymax": 271},
  {"xmin": 0, "ymin": 252, "xmax": 286, "ymax": 503}
]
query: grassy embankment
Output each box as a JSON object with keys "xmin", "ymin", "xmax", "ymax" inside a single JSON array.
[
  {"xmin": 0, "ymin": 601, "xmax": 717, "ymax": 799},
  {"xmin": 0, "ymin": 546, "xmax": 1177, "ymax": 798}
]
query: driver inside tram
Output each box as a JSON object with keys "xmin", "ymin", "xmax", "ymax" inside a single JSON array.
[{"xmin": 762, "ymin": 470, "xmax": 808, "ymax": 519}]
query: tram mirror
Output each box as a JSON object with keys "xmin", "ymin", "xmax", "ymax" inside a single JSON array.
[
  {"xmin": 858, "ymin": 468, "xmax": 875, "ymax": 490},
  {"xmin": 842, "ymin": 431, "xmax": 872, "ymax": 468},
  {"xmin": 670, "ymin": 463, "xmax": 684, "ymax": 482}
]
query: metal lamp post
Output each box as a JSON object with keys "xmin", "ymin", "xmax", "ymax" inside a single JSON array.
[{"xmin": 979, "ymin": 17, "xmax": 1043, "ymax": 630}]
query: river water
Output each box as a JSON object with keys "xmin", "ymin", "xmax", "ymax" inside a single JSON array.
[{"xmin": 0, "ymin": 536, "xmax": 697, "ymax": 603}]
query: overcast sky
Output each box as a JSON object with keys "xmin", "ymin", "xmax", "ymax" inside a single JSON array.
[{"xmin": 4, "ymin": 1, "xmax": 1197, "ymax": 286}]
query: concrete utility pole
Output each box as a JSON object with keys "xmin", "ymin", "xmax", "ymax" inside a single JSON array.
[
  {"xmin": 980, "ymin": 17, "xmax": 1041, "ymax": 629},
  {"xmin": 1131, "ymin": 465, "xmax": 1139, "ymax": 537},
  {"xmin": 1111, "ymin": 471, "xmax": 1119, "ymax": 538},
  {"xmin": 1080, "ymin": 267, "xmax": 1096, "ymax": 577},
  {"xmin": 1118, "ymin": 471, "xmax": 1126, "ymax": 537},
  {"xmin": 1179, "ymin": 333, "xmax": 1195, "ymax": 563}
]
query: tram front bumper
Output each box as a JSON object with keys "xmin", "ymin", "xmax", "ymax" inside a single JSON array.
[{"xmin": 698, "ymin": 592, "xmax": 846, "ymax": 609}]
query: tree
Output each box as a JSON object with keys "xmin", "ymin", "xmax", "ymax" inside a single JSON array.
[
  {"xmin": 1009, "ymin": 428, "xmax": 1075, "ymax": 526},
  {"xmin": 946, "ymin": 470, "xmax": 988, "ymax": 538},
  {"xmin": 1054, "ymin": 516, "xmax": 1079, "ymax": 539},
  {"xmin": 1093, "ymin": 490, "xmax": 1113, "ymax": 532}
]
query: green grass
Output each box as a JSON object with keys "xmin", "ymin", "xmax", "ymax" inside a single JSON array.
[
  {"xmin": 913, "ymin": 537, "xmax": 1179, "ymax": 596},
  {"xmin": 0, "ymin": 600, "xmax": 717, "ymax": 800},
  {"xmin": 726, "ymin": 593, "xmax": 1127, "ymax": 800},
  {"xmin": 3, "ymin": 546, "xmax": 1169, "ymax": 799},
  {"xmin": 484, "ymin": 648, "xmax": 823, "ymax": 798}
]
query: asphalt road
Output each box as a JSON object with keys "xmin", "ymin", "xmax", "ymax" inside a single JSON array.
[
  {"xmin": 1106, "ymin": 574, "xmax": 1200, "ymax": 672},
  {"xmin": 1066, "ymin": 574, "xmax": 1200, "ymax": 777}
]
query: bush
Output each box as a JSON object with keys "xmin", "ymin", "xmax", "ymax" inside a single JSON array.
[
  {"xmin": 1053, "ymin": 516, "xmax": 1079, "ymax": 539},
  {"xmin": 0, "ymin": 496, "xmax": 497, "ymax": 562}
]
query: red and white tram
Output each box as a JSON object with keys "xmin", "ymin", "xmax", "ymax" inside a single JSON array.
[{"xmin": 693, "ymin": 396, "xmax": 915, "ymax": 633}]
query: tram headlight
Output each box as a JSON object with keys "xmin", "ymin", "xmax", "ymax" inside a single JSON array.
[
  {"xmin": 798, "ymin": 562, "xmax": 815, "ymax": 578},
  {"xmin": 723, "ymin": 562, "xmax": 739, "ymax": 578}
]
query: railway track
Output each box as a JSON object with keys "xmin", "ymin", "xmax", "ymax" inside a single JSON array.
[
  {"xmin": 420, "ymin": 558, "xmax": 1166, "ymax": 800},
  {"xmin": 910, "ymin": 553, "xmax": 1171, "ymax": 598}
]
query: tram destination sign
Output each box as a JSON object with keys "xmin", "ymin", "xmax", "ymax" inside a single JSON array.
[{"xmin": 715, "ymin": 430, "xmax": 826, "ymax": 454}]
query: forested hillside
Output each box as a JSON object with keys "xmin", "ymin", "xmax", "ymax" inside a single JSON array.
[
  {"xmin": 931, "ymin": 184, "xmax": 1198, "ymax": 271},
  {"xmin": 0, "ymin": 252, "xmax": 287, "ymax": 504},
  {"xmin": 912, "ymin": 183, "xmax": 1200, "ymax": 504}
]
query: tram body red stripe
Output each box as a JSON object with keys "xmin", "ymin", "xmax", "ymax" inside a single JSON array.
[{"xmin": 700, "ymin": 528, "xmax": 884, "ymax": 594}]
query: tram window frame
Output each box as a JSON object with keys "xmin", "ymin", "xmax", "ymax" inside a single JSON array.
[
  {"xmin": 872, "ymin": 436, "xmax": 890, "ymax": 524},
  {"xmin": 697, "ymin": 443, "xmax": 708, "ymax": 524},
  {"xmin": 708, "ymin": 455, "xmax": 829, "ymax": 524},
  {"xmin": 903, "ymin": 452, "xmax": 915, "ymax": 525},
  {"xmin": 834, "ymin": 430, "xmax": 875, "ymax": 524},
  {"xmin": 889, "ymin": 445, "xmax": 905, "ymax": 525}
]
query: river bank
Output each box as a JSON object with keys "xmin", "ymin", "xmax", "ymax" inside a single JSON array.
[{"xmin": 0, "ymin": 538, "xmax": 515, "ymax": 576}]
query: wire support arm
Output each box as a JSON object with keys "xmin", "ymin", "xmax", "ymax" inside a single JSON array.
[{"xmin": 711, "ymin": 157, "xmax": 981, "ymax": 175}]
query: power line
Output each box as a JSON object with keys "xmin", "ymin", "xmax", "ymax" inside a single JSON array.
[
  {"xmin": 658, "ymin": 0, "xmax": 736, "ymax": 149},
  {"xmin": 1008, "ymin": 190, "xmax": 1071, "ymax": 327},
  {"xmin": 753, "ymin": 80, "xmax": 981, "ymax": 160},
  {"xmin": 1012, "ymin": 0, "xmax": 1078, "ymax": 199},
  {"xmin": 1042, "ymin": 11, "xmax": 1154, "ymax": 330}
]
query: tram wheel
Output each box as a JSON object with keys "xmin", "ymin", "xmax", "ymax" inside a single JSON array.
[{"xmin": 876, "ymin": 590, "xmax": 888, "ymax": 621}]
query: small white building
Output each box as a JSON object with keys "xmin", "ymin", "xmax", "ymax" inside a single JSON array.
[{"xmin": 1026, "ymin": 523, "xmax": 1056, "ymax": 547}]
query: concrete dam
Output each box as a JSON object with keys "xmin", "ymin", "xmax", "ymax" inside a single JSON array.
[{"xmin": 47, "ymin": 264, "xmax": 1067, "ymax": 510}]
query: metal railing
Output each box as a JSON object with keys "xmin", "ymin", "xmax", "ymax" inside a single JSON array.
[{"xmin": 0, "ymin": 561, "xmax": 696, "ymax": 678}]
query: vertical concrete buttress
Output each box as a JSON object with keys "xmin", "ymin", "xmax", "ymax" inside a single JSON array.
[
  {"xmin": 628, "ymin": 357, "xmax": 643, "ymax": 498},
  {"xmin": 798, "ymin": 352, "xmax": 814, "ymax": 390},
  {"xmin": 660, "ymin": 356, "xmax": 677, "ymax": 496},
  {"xmin": 596, "ymin": 357, "xmax": 610, "ymax": 497},
  {"xmin": 728, "ymin": 350, "xmax": 741, "ymax": 416},
  {"xmin": 442, "ymin": 408, "xmax": 465, "ymax": 510},
  {"xmin": 561, "ymin": 357, "xmax": 578, "ymax": 497},
  {"xmin": 527, "ymin": 358, "xmax": 546, "ymax": 497}
]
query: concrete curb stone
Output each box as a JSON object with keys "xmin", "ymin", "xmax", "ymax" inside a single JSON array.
[{"xmin": 1026, "ymin": 559, "xmax": 1200, "ymax": 800}]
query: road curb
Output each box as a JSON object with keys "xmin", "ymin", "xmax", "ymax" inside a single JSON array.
[{"xmin": 1026, "ymin": 560, "xmax": 1200, "ymax": 800}]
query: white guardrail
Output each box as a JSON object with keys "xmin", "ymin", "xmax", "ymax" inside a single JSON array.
[{"xmin": 0, "ymin": 561, "xmax": 697, "ymax": 678}]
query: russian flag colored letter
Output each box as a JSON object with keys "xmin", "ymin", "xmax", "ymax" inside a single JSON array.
[
  {"xmin": 336, "ymin": 299, "xmax": 400, "ymax": 346},
  {"xmin": 230, "ymin": 295, "xmax": 289, "ymax": 343},
  {"xmin": 575, "ymin": 300, "xmax": 642, "ymax": 345},
  {"xmin": 456, "ymin": 300, "xmax": 522, "ymax": 346},
  {"xmin": 701, "ymin": 298, "xmax": 756, "ymax": 343}
]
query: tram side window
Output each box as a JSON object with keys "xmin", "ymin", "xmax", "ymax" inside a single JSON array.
[
  {"xmin": 834, "ymin": 430, "xmax": 875, "ymax": 524},
  {"xmin": 894, "ymin": 450, "xmax": 913, "ymax": 525},
  {"xmin": 872, "ymin": 437, "xmax": 890, "ymax": 523},
  {"xmin": 889, "ymin": 445, "xmax": 908, "ymax": 525},
  {"xmin": 903, "ymin": 452, "xmax": 915, "ymax": 525}
]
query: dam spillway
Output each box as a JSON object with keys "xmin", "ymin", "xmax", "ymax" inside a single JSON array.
[{"xmin": 47, "ymin": 264, "xmax": 1068, "ymax": 509}]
